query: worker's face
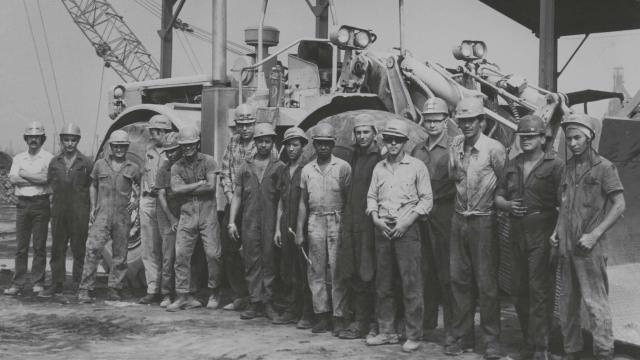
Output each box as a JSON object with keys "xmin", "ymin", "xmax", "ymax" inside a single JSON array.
[
  {"xmin": 422, "ymin": 114, "xmax": 447, "ymax": 137},
  {"xmin": 313, "ymin": 139, "xmax": 334, "ymax": 160},
  {"xmin": 519, "ymin": 134, "xmax": 545, "ymax": 153},
  {"xmin": 60, "ymin": 135, "xmax": 80, "ymax": 155},
  {"xmin": 255, "ymin": 136, "xmax": 274, "ymax": 157},
  {"xmin": 149, "ymin": 128, "xmax": 165, "ymax": 145},
  {"xmin": 565, "ymin": 128, "xmax": 589, "ymax": 156},
  {"xmin": 236, "ymin": 122, "xmax": 255, "ymax": 141},
  {"xmin": 110, "ymin": 144, "xmax": 129, "ymax": 159},
  {"xmin": 457, "ymin": 116, "xmax": 482, "ymax": 139},
  {"xmin": 354, "ymin": 126, "xmax": 375, "ymax": 149},
  {"xmin": 382, "ymin": 135, "xmax": 407, "ymax": 156},
  {"xmin": 164, "ymin": 147, "xmax": 182, "ymax": 164},
  {"xmin": 181, "ymin": 142, "xmax": 199, "ymax": 158},
  {"xmin": 24, "ymin": 135, "xmax": 44, "ymax": 150},
  {"xmin": 285, "ymin": 139, "xmax": 304, "ymax": 162}
]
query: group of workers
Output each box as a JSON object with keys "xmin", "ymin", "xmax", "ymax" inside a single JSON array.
[{"xmin": 4, "ymin": 95, "xmax": 625, "ymax": 360}]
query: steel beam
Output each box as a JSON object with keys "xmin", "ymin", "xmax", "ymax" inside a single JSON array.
[
  {"xmin": 305, "ymin": 0, "xmax": 329, "ymax": 38},
  {"xmin": 160, "ymin": 0, "xmax": 176, "ymax": 78},
  {"xmin": 211, "ymin": 0, "xmax": 227, "ymax": 85},
  {"xmin": 538, "ymin": 0, "xmax": 557, "ymax": 91}
]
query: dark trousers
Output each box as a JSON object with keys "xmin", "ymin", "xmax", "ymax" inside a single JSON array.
[
  {"xmin": 50, "ymin": 207, "xmax": 89, "ymax": 285},
  {"xmin": 13, "ymin": 196, "xmax": 50, "ymax": 287},
  {"xmin": 374, "ymin": 223, "xmax": 423, "ymax": 341},
  {"xmin": 511, "ymin": 212, "xmax": 555, "ymax": 351},
  {"xmin": 421, "ymin": 199, "xmax": 454, "ymax": 339},
  {"xmin": 450, "ymin": 213, "xmax": 500, "ymax": 348},
  {"xmin": 221, "ymin": 204, "xmax": 249, "ymax": 299},
  {"xmin": 280, "ymin": 233, "xmax": 314, "ymax": 318}
]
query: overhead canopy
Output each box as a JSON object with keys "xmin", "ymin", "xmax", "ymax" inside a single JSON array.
[{"xmin": 478, "ymin": 0, "xmax": 640, "ymax": 36}]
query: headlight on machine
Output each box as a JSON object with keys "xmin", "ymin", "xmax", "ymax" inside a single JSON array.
[
  {"xmin": 453, "ymin": 40, "xmax": 488, "ymax": 61},
  {"xmin": 330, "ymin": 25, "xmax": 377, "ymax": 50}
]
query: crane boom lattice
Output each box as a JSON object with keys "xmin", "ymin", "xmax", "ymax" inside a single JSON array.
[{"xmin": 61, "ymin": 0, "xmax": 160, "ymax": 82}]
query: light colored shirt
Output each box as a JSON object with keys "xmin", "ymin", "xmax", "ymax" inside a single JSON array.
[
  {"xmin": 142, "ymin": 145, "xmax": 163, "ymax": 193},
  {"xmin": 220, "ymin": 134, "xmax": 279, "ymax": 195},
  {"xmin": 449, "ymin": 133, "xmax": 506, "ymax": 216},
  {"xmin": 9, "ymin": 149, "xmax": 54, "ymax": 197},
  {"xmin": 300, "ymin": 155, "xmax": 351, "ymax": 213},
  {"xmin": 366, "ymin": 153, "xmax": 433, "ymax": 220}
]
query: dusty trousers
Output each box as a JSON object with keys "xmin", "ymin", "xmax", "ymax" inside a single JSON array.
[
  {"xmin": 307, "ymin": 212, "xmax": 348, "ymax": 316},
  {"xmin": 342, "ymin": 230, "xmax": 375, "ymax": 326},
  {"xmin": 510, "ymin": 211, "xmax": 555, "ymax": 351},
  {"xmin": 50, "ymin": 204, "xmax": 89, "ymax": 285},
  {"xmin": 374, "ymin": 222, "xmax": 423, "ymax": 341},
  {"xmin": 421, "ymin": 199, "xmax": 454, "ymax": 337},
  {"xmin": 558, "ymin": 246, "xmax": 614, "ymax": 358},
  {"xmin": 13, "ymin": 196, "xmax": 50, "ymax": 287},
  {"xmin": 450, "ymin": 213, "xmax": 500, "ymax": 347},
  {"xmin": 140, "ymin": 195, "xmax": 162, "ymax": 294},
  {"xmin": 156, "ymin": 203, "xmax": 176, "ymax": 296},
  {"xmin": 221, "ymin": 204, "xmax": 249, "ymax": 300},
  {"xmin": 279, "ymin": 230, "xmax": 314, "ymax": 318}
]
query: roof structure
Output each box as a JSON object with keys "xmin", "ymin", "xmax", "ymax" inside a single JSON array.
[{"xmin": 478, "ymin": 0, "xmax": 640, "ymax": 36}]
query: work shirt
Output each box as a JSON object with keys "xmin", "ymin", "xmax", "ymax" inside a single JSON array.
[
  {"xmin": 91, "ymin": 157, "xmax": 141, "ymax": 214},
  {"xmin": 556, "ymin": 152, "xmax": 624, "ymax": 256},
  {"xmin": 496, "ymin": 151, "xmax": 564, "ymax": 213},
  {"xmin": 278, "ymin": 162, "xmax": 304, "ymax": 231},
  {"xmin": 411, "ymin": 131, "xmax": 456, "ymax": 201},
  {"xmin": 47, "ymin": 151, "xmax": 93, "ymax": 210},
  {"xmin": 345, "ymin": 142, "xmax": 382, "ymax": 232},
  {"xmin": 220, "ymin": 134, "xmax": 278, "ymax": 195},
  {"xmin": 449, "ymin": 133, "xmax": 506, "ymax": 216},
  {"xmin": 300, "ymin": 155, "xmax": 351, "ymax": 213},
  {"xmin": 155, "ymin": 159, "xmax": 180, "ymax": 217},
  {"xmin": 10, "ymin": 149, "xmax": 54, "ymax": 197},
  {"xmin": 171, "ymin": 153, "xmax": 219, "ymax": 212},
  {"xmin": 142, "ymin": 145, "xmax": 163, "ymax": 194},
  {"xmin": 366, "ymin": 153, "xmax": 433, "ymax": 220}
]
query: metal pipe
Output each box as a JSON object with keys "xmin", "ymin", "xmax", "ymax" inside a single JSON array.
[
  {"xmin": 485, "ymin": 108, "xmax": 517, "ymax": 131},
  {"xmin": 460, "ymin": 67, "xmax": 538, "ymax": 111},
  {"xmin": 331, "ymin": 44, "xmax": 338, "ymax": 91},
  {"xmin": 257, "ymin": 0, "xmax": 269, "ymax": 90},
  {"xmin": 404, "ymin": 72, "xmax": 435, "ymax": 98},
  {"xmin": 211, "ymin": 0, "xmax": 227, "ymax": 84},
  {"xmin": 398, "ymin": 0, "xmax": 405, "ymax": 54}
]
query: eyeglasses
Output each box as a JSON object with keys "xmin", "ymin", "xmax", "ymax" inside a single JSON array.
[{"xmin": 382, "ymin": 136, "xmax": 406, "ymax": 144}]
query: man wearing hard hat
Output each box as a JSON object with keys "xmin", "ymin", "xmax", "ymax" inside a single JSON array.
[
  {"xmin": 228, "ymin": 123, "xmax": 285, "ymax": 320},
  {"xmin": 39, "ymin": 124, "xmax": 93, "ymax": 298},
  {"xmin": 77, "ymin": 129, "xmax": 141, "ymax": 303},
  {"xmin": 4, "ymin": 122, "xmax": 54, "ymax": 296}
]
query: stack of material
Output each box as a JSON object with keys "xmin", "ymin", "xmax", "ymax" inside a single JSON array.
[{"xmin": 0, "ymin": 152, "xmax": 16, "ymax": 205}]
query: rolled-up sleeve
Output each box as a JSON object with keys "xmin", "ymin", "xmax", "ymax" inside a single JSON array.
[
  {"xmin": 365, "ymin": 165, "xmax": 380, "ymax": 216},
  {"xmin": 412, "ymin": 162, "xmax": 433, "ymax": 215},
  {"xmin": 220, "ymin": 144, "xmax": 233, "ymax": 194}
]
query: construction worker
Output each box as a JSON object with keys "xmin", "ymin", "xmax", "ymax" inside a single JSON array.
[
  {"xmin": 337, "ymin": 113, "xmax": 382, "ymax": 340},
  {"xmin": 167, "ymin": 126, "xmax": 222, "ymax": 312},
  {"xmin": 495, "ymin": 115, "xmax": 563, "ymax": 360},
  {"xmin": 446, "ymin": 97, "xmax": 506, "ymax": 359},
  {"xmin": 77, "ymin": 130, "xmax": 141, "ymax": 302},
  {"xmin": 272, "ymin": 127, "xmax": 314, "ymax": 328},
  {"xmin": 219, "ymin": 104, "xmax": 277, "ymax": 311},
  {"xmin": 40, "ymin": 124, "xmax": 93, "ymax": 298},
  {"xmin": 228, "ymin": 123, "xmax": 285, "ymax": 320},
  {"xmin": 154, "ymin": 132, "xmax": 183, "ymax": 307},
  {"xmin": 553, "ymin": 114, "xmax": 625, "ymax": 360},
  {"xmin": 295, "ymin": 123, "xmax": 351, "ymax": 334},
  {"xmin": 4, "ymin": 122, "xmax": 54, "ymax": 296},
  {"xmin": 365, "ymin": 119, "xmax": 433, "ymax": 353},
  {"xmin": 139, "ymin": 114, "xmax": 174, "ymax": 304},
  {"xmin": 411, "ymin": 97, "xmax": 457, "ymax": 342}
]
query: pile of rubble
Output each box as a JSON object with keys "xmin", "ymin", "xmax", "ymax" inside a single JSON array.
[{"xmin": 0, "ymin": 152, "xmax": 15, "ymax": 205}]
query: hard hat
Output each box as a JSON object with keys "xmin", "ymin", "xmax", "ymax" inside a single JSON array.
[
  {"xmin": 283, "ymin": 127, "xmax": 308, "ymax": 145},
  {"xmin": 148, "ymin": 114, "xmax": 173, "ymax": 131},
  {"xmin": 516, "ymin": 115, "xmax": 546, "ymax": 135},
  {"xmin": 59, "ymin": 123, "xmax": 81, "ymax": 137},
  {"xmin": 352, "ymin": 113, "xmax": 377, "ymax": 133},
  {"xmin": 234, "ymin": 103, "xmax": 256, "ymax": 124},
  {"xmin": 421, "ymin": 97, "xmax": 449, "ymax": 115},
  {"xmin": 108, "ymin": 130, "xmax": 130, "ymax": 145},
  {"xmin": 380, "ymin": 119, "xmax": 409, "ymax": 139},
  {"xmin": 455, "ymin": 97, "xmax": 484, "ymax": 119},
  {"xmin": 253, "ymin": 123, "xmax": 276, "ymax": 139},
  {"xmin": 24, "ymin": 121, "xmax": 45, "ymax": 136},
  {"xmin": 312, "ymin": 123, "xmax": 336, "ymax": 141},
  {"xmin": 162, "ymin": 132, "xmax": 180, "ymax": 152},
  {"xmin": 560, "ymin": 113, "xmax": 596, "ymax": 139},
  {"xmin": 178, "ymin": 126, "xmax": 200, "ymax": 144}
]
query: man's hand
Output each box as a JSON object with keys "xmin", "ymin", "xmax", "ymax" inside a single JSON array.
[
  {"xmin": 89, "ymin": 207, "xmax": 97, "ymax": 224},
  {"xmin": 576, "ymin": 232, "xmax": 599, "ymax": 255},
  {"xmin": 388, "ymin": 216, "xmax": 412, "ymax": 240},
  {"xmin": 372, "ymin": 217, "xmax": 392, "ymax": 239},
  {"xmin": 509, "ymin": 198, "xmax": 527, "ymax": 217},
  {"xmin": 228, "ymin": 223, "xmax": 240, "ymax": 242},
  {"xmin": 225, "ymin": 192, "xmax": 233, "ymax": 205},
  {"xmin": 295, "ymin": 232, "xmax": 305, "ymax": 246},
  {"xmin": 550, "ymin": 231, "xmax": 559, "ymax": 248},
  {"xmin": 273, "ymin": 230, "xmax": 282, "ymax": 248},
  {"xmin": 170, "ymin": 219, "xmax": 179, "ymax": 232}
]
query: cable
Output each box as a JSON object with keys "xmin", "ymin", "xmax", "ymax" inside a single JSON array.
[
  {"xmin": 176, "ymin": 31, "xmax": 199, "ymax": 73},
  {"xmin": 91, "ymin": 64, "xmax": 106, "ymax": 154},
  {"xmin": 183, "ymin": 32, "xmax": 204, "ymax": 73},
  {"xmin": 35, "ymin": 0, "xmax": 66, "ymax": 125}
]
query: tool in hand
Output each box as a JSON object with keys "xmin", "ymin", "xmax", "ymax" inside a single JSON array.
[{"xmin": 289, "ymin": 227, "xmax": 312, "ymax": 266}]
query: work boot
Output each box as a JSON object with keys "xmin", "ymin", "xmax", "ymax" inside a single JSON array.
[
  {"xmin": 223, "ymin": 297, "xmax": 248, "ymax": 311},
  {"xmin": 332, "ymin": 317, "xmax": 347, "ymax": 337},
  {"xmin": 139, "ymin": 293, "xmax": 161, "ymax": 304},
  {"xmin": 484, "ymin": 344, "xmax": 502, "ymax": 359},
  {"xmin": 532, "ymin": 351, "xmax": 548, "ymax": 360},
  {"xmin": 159, "ymin": 295, "xmax": 173, "ymax": 308},
  {"xmin": 32, "ymin": 284, "xmax": 45, "ymax": 294},
  {"xmin": 338, "ymin": 321, "xmax": 366, "ymax": 339},
  {"xmin": 241, "ymin": 302, "xmax": 260, "ymax": 320},
  {"xmin": 518, "ymin": 345, "xmax": 535, "ymax": 360},
  {"xmin": 264, "ymin": 303, "xmax": 278, "ymax": 320},
  {"xmin": 565, "ymin": 353, "xmax": 581, "ymax": 360},
  {"xmin": 272, "ymin": 311, "xmax": 298, "ymax": 325},
  {"xmin": 206, "ymin": 292, "xmax": 220, "ymax": 309},
  {"xmin": 4, "ymin": 286, "xmax": 23, "ymax": 296},
  {"xmin": 77, "ymin": 289, "xmax": 93, "ymax": 303},
  {"xmin": 296, "ymin": 314, "xmax": 314, "ymax": 330},
  {"xmin": 365, "ymin": 333, "xmax": 400, "ymax": 346},
  {"xmin": 444, "ymin": 342, "xmax": 464, "ymax": 356},
  {"xmin": 107, "ymin": 288, "xmax": 122, "ymax": 301},
  {"xmin": 38, "ymin": 283, "xmax": 63, "ymax": 298},
  {"xmin": 166, "ymin": 294, "xmax": 190, "ymax": 312},
  {"xmin": 311, "ymin": 313, "xmax": 332, "ymax": 334},
  {"xmin": 402, "ymin": 339, "xmax": 421, "ymax": 353},
  {"xmin": 183, "ymin": 296, "xmax": 203, "ymax": 310}
]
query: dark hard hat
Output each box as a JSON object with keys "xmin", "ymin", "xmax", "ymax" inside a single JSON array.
[
  {"xmin": 381, "ymin": 119, "xmax": 409, "ymax": 139},
  {"xmin": 59, "ymin": 123, "xmax": 81, "ymax": 137},
  {"xmin": 561, "ymin": 113, "xmax": 596, "ymax": 139},
  {"xmin": 283, "ymin": 127, "xmax": 308, "ymax": 145},
  {"xmin": 253, "ymin": 123, "xmax": 277, "ymax": 139},
  {"xmin": 312, "ymin": 123, "xmax": 336, "ymax": 141},
  {"xmin": 516, "ymin": 115, "xmax": 546, "ymax": 135}
]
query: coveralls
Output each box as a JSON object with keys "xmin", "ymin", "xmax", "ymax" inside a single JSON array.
[
  {"xmin": 496, "ymin": 152, "xmax": 563, "ymax": 352},
  {"xmin": 366, "ymin": 153, "xmax": 433, "ymax": 341},
  {"xmin": 556, "ymin": 152, "xmax": 623, "ymax": 358},
  {"xmin": 339, "ymin": 142, "xmax": 381, "ymax": 330},
  {"xmin": 234, "ymin": 157, "xmax": 285, "ymax": 305},
  {"xmin": 448, "ymin": 133, "xmax": 506, "ymax": 349},
  {"xmin": 411, "ymin": 131, "xmax": 456, "ymax": 336},
  {"xmin": 171, "ymin": 153, "xmax": 221, "ymax": 294},
  {"xmin": 155, "ymin": 159, "xmax": 181, "ymax": 296},
  {"xmin": 300, "ymin": 155, "xmax": 351, "ymax": 317},
  {"xmin": 277, "ymin": 162, "xmax": 313, "ymax": 319},
  {"xmin": 79, "ymin": 157, "xmax": 140, "ymax": 291},
  {"xmin": 47, "ymin": 152, "xmax": 92, "ymax": 286},
  {"xmin": 140, "ymin": 145, "xmax": 163, "ymax": 295}
]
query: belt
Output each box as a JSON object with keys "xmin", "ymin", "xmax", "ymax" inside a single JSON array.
[
  {"xmin": 510, "ymin": 208, "xmax": 557, "ymax": 218},
  {"xmin": 310, "ymin": 209, "xmax": 342, "ymax": 216},
  {"xmin": 142, "ymin": 191, "xmax": 158, "ymax": 198},
  {"xmin": 18, "ymin": 194, "xmax": 49, "ymax": 201}
]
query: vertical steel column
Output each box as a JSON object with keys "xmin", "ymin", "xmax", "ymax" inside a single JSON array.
[
  {"xmin": 538, "ymin": 0, "xmax": 557, "ymax": 91},
  {"xmin": 159, "ymin": 0, "xmax": 176, "ymax": 78},
  {"xmin": 212, "ymin": 0, "xmax": 228, "ymax": 85},
  {"xmin": 315, "ymin": 0, "xmax": 329, "ymax": 38}
]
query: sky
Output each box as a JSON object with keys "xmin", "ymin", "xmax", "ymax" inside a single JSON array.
[{"xmin": 1, "ymin": 0, "xmax": 639, "ymax": 155}]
